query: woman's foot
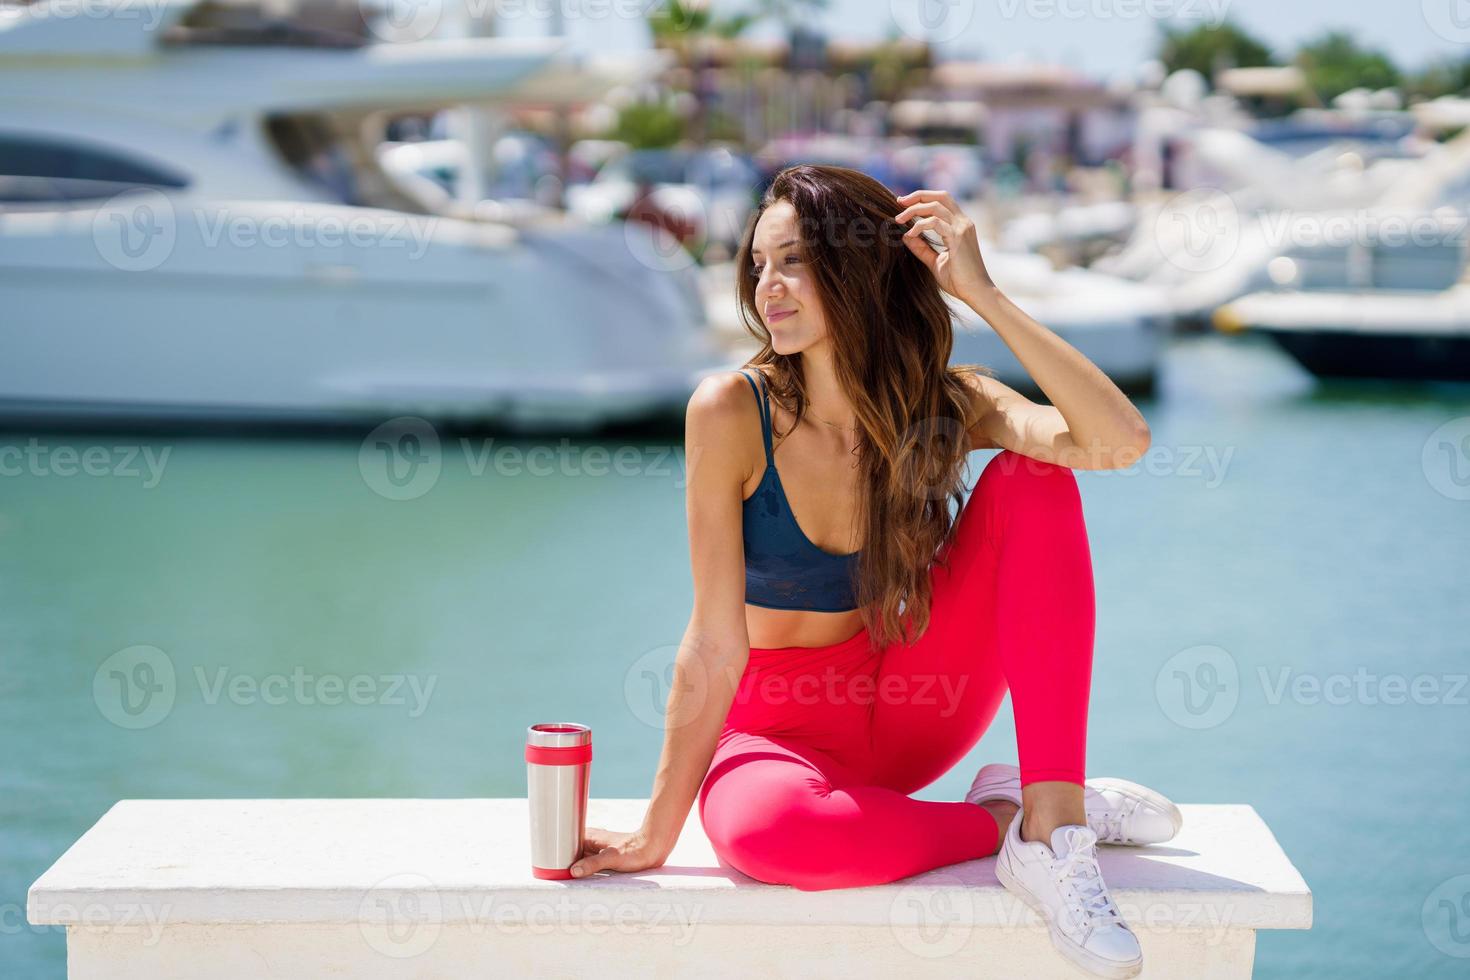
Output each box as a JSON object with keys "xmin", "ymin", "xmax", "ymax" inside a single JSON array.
[
  {"xmin": 995, "ymin": 805, "xmax": 1143, "ymax": 979},
  {"xmin": 967, "ymin": 763, "xmax": 1182, "ymax": 846}
]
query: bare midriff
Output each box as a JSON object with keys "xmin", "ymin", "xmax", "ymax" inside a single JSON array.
[{"xmin": 744, "ymin": 603, "xmax": 865, "ymax": 650}]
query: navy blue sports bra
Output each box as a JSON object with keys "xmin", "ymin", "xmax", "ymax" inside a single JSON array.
[{"xmin": 739, "ymin": 370, "xmax": 862, "ymax": 612}]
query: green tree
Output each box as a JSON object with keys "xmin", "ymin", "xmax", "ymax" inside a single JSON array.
[
  {"xmin": 1405, "ymin": 55, "xmax": 1470, "ymax": 101},
  {"xmin": 1156, "ymin": 19, "xmax": 1276, "ymax": 78},
  {"xmin": 647, "ymin": 0, "xmax": 757, "ymax": 43},
  {"xmin": 1293, "ymin": 30, "xmax": 1401, "ymax": 103},
  {"xmin": 612, "ymin": 100, "xmax": 686, "ymax": 150}
]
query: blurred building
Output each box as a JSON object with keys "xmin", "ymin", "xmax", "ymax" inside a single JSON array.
[
  {"xmin": 654, "ymin": 31, "xmax": 934, "ymax": 147},
  {"xmin": 922, "ymin": 61, "xmax": 1134, "ymax": 174}
]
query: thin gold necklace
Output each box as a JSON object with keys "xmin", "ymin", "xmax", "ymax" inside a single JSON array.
[{"xmin": 805, "ymin": 406, "xmax": 859, "ymax": 431}]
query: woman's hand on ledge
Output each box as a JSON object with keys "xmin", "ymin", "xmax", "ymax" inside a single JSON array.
[{"xmin": 569, "ymin": 825, "xmax": 671, "ymax": 878}]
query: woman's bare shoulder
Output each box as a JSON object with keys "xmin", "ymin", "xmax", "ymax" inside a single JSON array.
[
  {"xmin": 688, "ymin": 369, "xmax": 760, "ymax": 421},
  {"xmin": 686, "ymin": 371, "xmax": 763, "ymax": 480}
]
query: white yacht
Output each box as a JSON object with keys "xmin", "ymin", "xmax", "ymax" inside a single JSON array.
[
  {"xmin": 0, "ymin": 0, "xmax": 731, "ymax": 432},
  {"xmin": 1090, "ymin": 113, "xmax": 1470, "ymax": 329},
  {"xmin": 948, "ymin": 247, "xmax": 1169, "ymax": 397},
  {"xmin": 1214, "ymin": 285, "xmax": 1470, "ymax": 383}
]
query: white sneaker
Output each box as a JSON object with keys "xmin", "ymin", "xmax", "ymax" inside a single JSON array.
[
  {"xmin": 995, "ymin": 806, "xmax": 1143, "ymax": 979},
  {"xmin": 966, "ymin": 763, "xmax": 1182, "ymax": 846}
]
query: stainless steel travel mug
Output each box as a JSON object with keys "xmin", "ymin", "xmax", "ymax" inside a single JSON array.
[{"xmin": 525, "ymin": 722, "xmax": 592, "ymax": 879}]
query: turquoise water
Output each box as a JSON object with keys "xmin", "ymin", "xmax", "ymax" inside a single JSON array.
[{"xmin": 1, "ymin": 333, "xmax": 1467, "ymax": 977}]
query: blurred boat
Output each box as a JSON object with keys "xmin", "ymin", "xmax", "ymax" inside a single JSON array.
[
  {"xmin": 375, "ymin": 131, "xmax": 593, "ymax": 215},
  {"xmin": 1124, "ymin": 101, "xmax": 1470, "ymax": 381},
  {"xmin": 565, "ymin": 145, "xmax": 762, "ymax": 257},
  {"xmin": 950, "ymin": 247, "xmax": 1167, "ymax": 396},
  {"xmin": 0, "ymin": 0, "xmax": 728, "ymax": 433},
  {"xmin": 1213, "ymin": 286, "xmax": 1470, "ymax": 383},
  {"xmin": 1145, "ymin": 203, "xmax": 1468, "ymax": 330},
  {"xmin": 1086, "ymin": 105, "xmax": 1467, "ymax": 329},
  {"xmin": 1000, "ymin": 200, "xmax": 1137, "ymax": 258}
]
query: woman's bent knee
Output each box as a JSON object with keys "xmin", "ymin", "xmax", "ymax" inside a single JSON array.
[
  {"xmin": 977, "ymin": 449, "xmax": 1082, "ymax": 510},
  {"xmin": 981, "ymin": 448, "xmax": 1077, "ymax": 483}
]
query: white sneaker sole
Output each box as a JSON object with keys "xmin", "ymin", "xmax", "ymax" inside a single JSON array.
[
  {"xmin": 1086, "ymin": 776, "xmax": 1185, "ymax": 844},
  {"xmin": 995, "ymin": 841, "xmax": 1144, "ymax": 979}
]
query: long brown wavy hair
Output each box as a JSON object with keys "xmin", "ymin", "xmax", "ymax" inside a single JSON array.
[{"xmin": 734, "ymin": 164, "xmax": 996, "ymax": 650}]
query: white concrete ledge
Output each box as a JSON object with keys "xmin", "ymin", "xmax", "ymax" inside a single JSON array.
[{"xmin": 29, "ymin": 799, "xmax": 1311, "ymax": 979}]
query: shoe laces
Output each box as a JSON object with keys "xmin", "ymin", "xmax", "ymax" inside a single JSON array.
[
  {"xmin": 1090, "ymin": 807, "xmax": 1125, "ymax": 843},
  {"xmin": 1089, "ymin": 797, "xmax": 1139, "ymax": 843},
  {"xmin": 1053, "ymin": 828, "xmax": 1124, "ymax": 932}
]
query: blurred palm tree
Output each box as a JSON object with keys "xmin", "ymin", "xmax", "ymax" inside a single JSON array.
[
  {"xmin": 645, "ymin": 0, "xmax": 830, "ymax": 143},
  {"xmin": 648, "ymin": 0, "xmax": 757, "ymax": 43},
  {"xmin": 648, "ymin": 0, "xmax": 828, "ymax": 44}
]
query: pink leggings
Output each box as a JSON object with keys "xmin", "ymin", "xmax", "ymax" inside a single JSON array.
[{"xmin": 697, "ymin": 449, "xmax": 1096, "ymax": 891}]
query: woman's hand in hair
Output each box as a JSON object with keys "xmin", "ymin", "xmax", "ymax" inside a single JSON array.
[{"xmin": 894, "ymin": 189, "xmax": 995, "ymax": 303}]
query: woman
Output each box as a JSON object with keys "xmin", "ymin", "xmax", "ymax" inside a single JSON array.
[{"xmin": 568, "ymin": 165, "xmax": 1182, "ymax": 979}]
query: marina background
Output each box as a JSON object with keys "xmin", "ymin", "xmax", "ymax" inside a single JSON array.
[{"xmin": 3, "ymin": 0, "xmax": 1470, "ymax": 975}]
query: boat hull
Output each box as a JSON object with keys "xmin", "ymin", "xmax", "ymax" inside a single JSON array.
[
  {"xmin": 1216, "ymin": 286, "xmax": 1470, "ymax": 383},
  {"xmin": 1261, "ymin": 329, "xmax": 1470, "ymax": 382}
]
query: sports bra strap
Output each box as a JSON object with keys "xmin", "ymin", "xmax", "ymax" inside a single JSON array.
[{"xmin": 739, "ymin": 370, "xmax": 774, "ymax": 468}]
